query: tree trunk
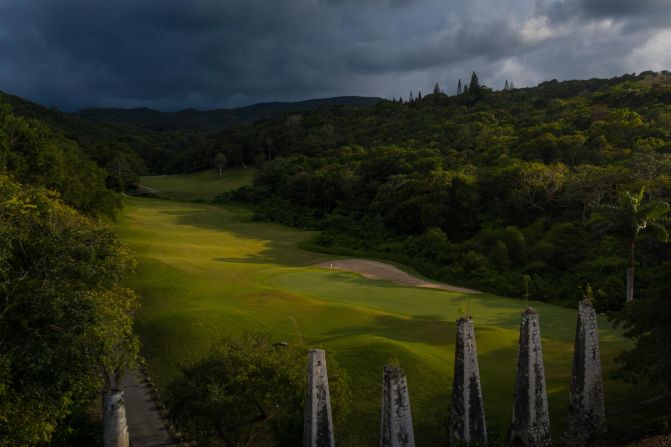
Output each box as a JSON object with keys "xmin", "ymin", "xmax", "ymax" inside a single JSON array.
[
  {"xmin": 103, "ymin": 390, "xmax": 129, "ymax": 447},
  {"xmin": 627, "ymin": 240, "xmax": 635, "ymax": 303}
]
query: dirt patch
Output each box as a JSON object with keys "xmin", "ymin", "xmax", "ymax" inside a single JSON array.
[{"xmin": 314, "ymin": 259, "xmax": 480, "ymax": 294}]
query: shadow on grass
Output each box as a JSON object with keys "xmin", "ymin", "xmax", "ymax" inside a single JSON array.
[
  {"xmin": 295, "ymin": 271, "xmax": 584, "ymax": 341},
  {"xmin": 322, "ymin": 313, "xmax": 516, "ymax": 347},
  {"xmin": 144, "ymin": 199, "xmax": 320, "ymax": 267}
]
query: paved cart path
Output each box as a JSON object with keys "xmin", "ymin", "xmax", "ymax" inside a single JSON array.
[
  {"xmin": 314, "ymin": 259, "xmax": 480, "ymax": 294},
  {"xmin": 121, "ymin": 370, "xmax": 176, "ymax": 447}
]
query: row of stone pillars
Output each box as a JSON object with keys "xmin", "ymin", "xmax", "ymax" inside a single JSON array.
[
  {"xmin": 304, "ymin": 299, "xmax": 606, "ymax": 447},
  {"xmin": 101, "ymin": 300, "xmax": 606, "ymax": 447}
]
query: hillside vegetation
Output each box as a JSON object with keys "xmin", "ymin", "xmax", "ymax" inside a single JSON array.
[
  {"xmin": 75, "ymin": 96, "xmax": 382, "ymax": 133},
  {"xmin": 179, "ymin": 72, "xmax": 671, "ymax": 314}
]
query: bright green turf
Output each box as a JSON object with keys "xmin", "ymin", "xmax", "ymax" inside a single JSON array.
[
  {"xmin": 140, "ymin": 168, "xmax": 255, "ymax": 201},
  {"xmin": 117, "ymin": 196, "xmax": 655, "ymax": 446}
]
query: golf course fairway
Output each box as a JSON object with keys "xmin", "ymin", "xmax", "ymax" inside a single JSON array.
[
  {"xmin": 117, "ymin": 175, "xmax": 657, "ymax": 445},
  {"xmin": 140, "ymin": 168, "xmax": 255, "ymax": 201}
]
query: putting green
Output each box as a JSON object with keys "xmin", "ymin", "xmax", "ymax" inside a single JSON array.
[{"xmin": 117, "ymin": 196, "xmax": 655, "ymax": 446}]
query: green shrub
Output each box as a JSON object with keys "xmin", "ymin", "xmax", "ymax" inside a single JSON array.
[
  {"xmin": 530, "ymin": 241, "xmax": 555, "ymax": 263},
  {"xmin": 489, "ymin": 240, "xmax": 511, "ymax": 270},
  {"xmin": 167, "ymin": 334, "xmax": 350, "ymax": 447}
]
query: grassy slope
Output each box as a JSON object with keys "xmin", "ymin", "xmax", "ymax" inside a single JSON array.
[
  {"xmin": 140, "ymin": 168, "xmax": 255, "ymax": 201},
  {"xmin": 117, "ymin": 173, "xmax": 657, "ymax": 446}
]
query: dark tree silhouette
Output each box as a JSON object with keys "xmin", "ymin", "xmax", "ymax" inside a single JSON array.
[{"xmin": 469, "ymin": 71, "xmax": 480, "ymax": 93}]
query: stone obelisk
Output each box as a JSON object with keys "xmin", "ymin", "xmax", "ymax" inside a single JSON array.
[
  {"xmin": 304, "ymin": 349, "xmax": 335, "ymax": 447},
  {"xmin": 380, "ymin": 364, "xmax": 415, "ymax": 447},
  {"xmin": 511, "ymin": 308, "xmax": 551, "ymax": 446},
  {"xmin": 562, "ymin": 300, "xmax": 606, "ymax": 446},
  {"xmin": 450, "ymin": 316, "xmax": 487, "ymax": 445}
]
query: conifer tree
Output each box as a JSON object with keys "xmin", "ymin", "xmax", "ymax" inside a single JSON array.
[
  {"xmin": 457, "ymin": 78, "xmax": 462, "ymax": 95},
  {"xmin": 409, "ymin": 91, "xmax": 414, "ymax": 102},
  {"xmin": 434, "ymin": 83, "xmax": 441, "ymax": 95},
  {"xmin": 504, "ymin": 80, "xmax": 509, "ymax": 90},
  {"xmin": 418, "ymin": 90, "xmax": 422, "ymax": 100},
  {"xmin": 469, "ymin": 71, "xmax": 480, "ymax": 92}
]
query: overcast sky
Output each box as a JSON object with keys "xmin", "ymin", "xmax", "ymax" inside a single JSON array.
[{"xmin": 1, "ymin": 0, "xmax": 670, "ymax": 111}]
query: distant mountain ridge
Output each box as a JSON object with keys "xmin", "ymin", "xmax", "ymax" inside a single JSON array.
[
  {"xmin": 1, "ymin": 90, "xmax": 141, "ymax": 146},
  {"xmin": 75, "ymin": 96, "xmax": 383, "ymax": 133}
]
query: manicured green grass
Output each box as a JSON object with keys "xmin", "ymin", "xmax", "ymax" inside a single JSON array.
[
  {"xmin": 117, "ymin": 196, "xmax": 656, "ymax": 446},
  {"xmin": 140, "ymin": 168, "xmax": 254, "ymax": 201}
]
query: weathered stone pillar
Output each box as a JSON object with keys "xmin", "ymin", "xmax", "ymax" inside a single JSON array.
[
  {"xmin": 511, "ymin": 308, "xmax": 551, "ymax": 446},
  {"xmin": 304, "ymin": 349, "xmax": 335, "ymax": 447},
  {"xmin": 450, "ymin": 317, "xmax": 487, "ymax": 445},
  {"xmin": 562, "ymin": 300, "xmax": 606, "ymax": 446},
  {"xmin": 380, "ymin": 364, "xmax": 415, "ymax": 447},
  {"xmin": 103, "ymin": 390, "xmax": 129, "ymax": 447}
]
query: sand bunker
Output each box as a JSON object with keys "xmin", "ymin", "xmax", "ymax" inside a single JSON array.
[{"xmin": 314, "ymin": 259, "xmax": 480, "ymax": 294}]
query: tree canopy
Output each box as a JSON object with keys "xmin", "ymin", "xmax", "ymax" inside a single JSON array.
[
  {"xmin": 0, "ymin": 176, "xmax": 138, "ymax": 445},
  {"xmin": 166, "ymin": 334, "xmax": 350, "ymax": 447},
  {"xmin": 0, "ymin": 100, "xmax": 120, "ymax": 215}
]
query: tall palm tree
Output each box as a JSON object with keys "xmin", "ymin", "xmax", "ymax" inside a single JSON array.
[{"xmin": 592, "ymin": 188, "xmax": 670, "ymax": 302}]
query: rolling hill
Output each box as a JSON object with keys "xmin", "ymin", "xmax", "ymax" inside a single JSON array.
[{"xmin": 75, "ymin": 96, "xmax": 383, "ymax": 133}]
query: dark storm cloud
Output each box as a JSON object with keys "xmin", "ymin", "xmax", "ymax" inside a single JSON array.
[
  {"xmin": 0, "ymin": 0, "xmax": 352, "ymax": 109},
  {"xmin": 547, "ymin": 0, "xmax": 671, "ymax": 23},
  {"xmin": 0, "ymin": 0, "xmax": 669, "ymax": 111}
]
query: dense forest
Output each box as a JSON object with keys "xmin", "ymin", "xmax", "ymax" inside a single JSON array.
[
  {"xmin": 188, "ymin": 72, "xmax": 671, "ymax": 310},
  {"xmin": 3, "ymin": 92, "xmax": 381, "ymax": 176}
]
